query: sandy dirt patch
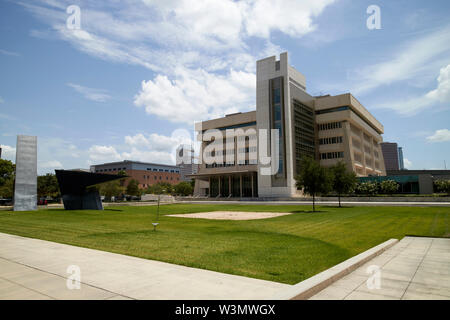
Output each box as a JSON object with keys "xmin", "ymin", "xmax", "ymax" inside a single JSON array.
[{"xmin": 167, "ymin": 211, "xmax": 292, "ymax": 220}]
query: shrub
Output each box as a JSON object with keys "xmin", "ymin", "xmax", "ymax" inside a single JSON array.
[
  {"xmin": 380, "ymin": 180, "xmax": 399, "ymax": 194},
  {"xmin": 434, "ymin": 179, "xmax": 450, "ymax": 195},
  {"xmin": 356, "ymin": 181, "xmax": 378, "ymax": 196}
]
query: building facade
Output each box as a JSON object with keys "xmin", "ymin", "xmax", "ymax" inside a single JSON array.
[
  {"xmin": 90, "ymin": 160, "xmax": 181, "ymax": 189},
  {"xmin": 381, "ymin": 142, "xmax": 403, "ymax": 171},
  {"xmin": 398, "ymin": 147, "xmax": 405, "ymax": 170},
  {"xmin": 192, "ymin": 52, "xmax": 386, "ymax": 198}
]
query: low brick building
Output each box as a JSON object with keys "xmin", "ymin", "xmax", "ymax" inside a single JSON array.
[{"xmin": 90, "ymin": 160, "xmax": 181, "ymax": 189}]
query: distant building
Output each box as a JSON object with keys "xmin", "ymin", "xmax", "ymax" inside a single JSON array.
[
  {"xmin": 398, "ymin": 147, "xmax": 405, "ymax": 170},
  {"xmin": 381, "ymin": 142, "xmax": 405, "ymax": 171},
  {"xmin": 90, "ymin": 160, "xmax": 181, "ymax": 189},
  {"xmin": 176, "ymin": 145, "xmax": 198, "ymax": 182},
  {"xmin": 381, "ymin": 142, "xmax": 400, "ymax": 171}
]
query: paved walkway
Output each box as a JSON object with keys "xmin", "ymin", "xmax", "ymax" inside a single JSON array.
[
  {"xmin": 0, "ymin": 232, "xmax": 288, "ymax": 300},
  {"xmin": 310, "ymin": 237, "xmax": 450, "ymax": 300},
  {"xmin": 1, "ymin": 233, "xmax": 448, "ymax": 300}
]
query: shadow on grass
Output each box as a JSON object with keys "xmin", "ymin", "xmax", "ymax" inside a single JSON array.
[
  {"xmin": 104, "ymin": 209, "xmax": 124, "ymax": 212},
  {"xmin": 290, "ymin": 210, "xmax": 328, "ymax": 214}
]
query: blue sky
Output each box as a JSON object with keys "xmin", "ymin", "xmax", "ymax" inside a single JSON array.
[{"xmin": 0, "ymin": 0, "xmax": 449, "ymax": 174}]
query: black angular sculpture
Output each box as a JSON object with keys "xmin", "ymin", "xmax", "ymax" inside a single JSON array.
[{"xmin": 55, "ymin": 170, "xmax": 126, "ymax": 210}]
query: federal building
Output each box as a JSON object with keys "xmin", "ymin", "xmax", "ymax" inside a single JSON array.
[{"xmin": 191, "ymin": 52, "xmax": 386, "ymax": 198}]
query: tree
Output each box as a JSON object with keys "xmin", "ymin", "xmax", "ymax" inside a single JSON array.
[
  {"xmin": 330, "ymin": 161, "xmax": 358, "ymax": 207},
  {"xmin": 380, "ymin": 180, "xmax": 398, "ymax": 195},
  {"xmin": 126, "ymin": 179, "xmax": 140, "ymax": 196},
  {"xmin": 435, "ymin": 179, "xmax": 450, "ymax": 195},
  {"xmin": 37, "ymin": 174, "xmax": 60, "ymax": 199},
  {"xmin": 0, "ymin": 159, "xmax": 15, "ymax": 187},
  {"xmin": 117, "ymin": 170, "xmax": 127, "ymax": 187},
  {"xmin": 99, "ymin": 180, "xmax": 123, "ymax": 202},
  {"xmin": 0, "ymin": 176, "xmax": 14, "ymax": 199},
  {"xmin": 295, "ymin": 157, "xmax": 333, "ymax": 212},
  {"xmin": 174, "ymin": 181, "xmax": 193, "ymax": 196},
  {"xmin": 147, "ymin": 182, "xmax": 173, "ymax": 195}
]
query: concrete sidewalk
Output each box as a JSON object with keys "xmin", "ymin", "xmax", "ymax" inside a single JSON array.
[
  {"xmin": 310, "ymin": 237, "xmax": 450, "ymax": 300},
  {"xmin": 0, "ymin": 232, "xmax": 288, "ymax": 300}
]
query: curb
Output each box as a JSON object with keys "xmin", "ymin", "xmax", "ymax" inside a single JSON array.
[{"xmin": 272, "ymin": 238, "xmax": 399, "ymax": 300}]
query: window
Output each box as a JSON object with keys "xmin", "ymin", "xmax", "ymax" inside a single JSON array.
[
  {"xmin": 320, "ymin": 151, "xmax": 344, "ymax": 159},
  {"xmin": 318, "ymin": 122, "xmax": 342, "ymax": 131},
  {"xmin": 319, "ymin": 136, "xmax": 343, "ymax": 145},
  {"xmin": 153, "ymin": 168, "xmax": 157, "ymax": 172}
]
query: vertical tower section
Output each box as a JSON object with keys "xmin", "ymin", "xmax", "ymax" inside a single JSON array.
[{"xmin": 256, "ymin": 52, "xmax": 312, "ymax": 197}]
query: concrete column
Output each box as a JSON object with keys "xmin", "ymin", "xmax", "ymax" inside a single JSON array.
[
  {"xmin": 239, "ymin": 174, "xmax": 243, "ymax": 198},
  {"xmin": 251, "ymin": 173, "xmax": 254, "ymax": 198},
  {"xmin": 208, "ymin": 177, "xmax": 211, "ymax": 197},
  {"xmin": 360, "ymin": 130, "xmax": 366, "ymax": 176}
]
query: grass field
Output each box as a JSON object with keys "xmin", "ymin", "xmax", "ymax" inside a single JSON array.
[{"xmin": 0, "ymin": 204, "xmax": 448, "ymax": 284}]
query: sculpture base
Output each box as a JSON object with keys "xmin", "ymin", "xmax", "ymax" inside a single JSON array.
[{"xmin": 62, "ymin": 190, "xmax": 103, "ymax": 210}]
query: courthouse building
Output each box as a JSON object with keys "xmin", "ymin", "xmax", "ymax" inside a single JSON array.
[{"xmin": 191, "ymin": 52, "xmax": 386, "ymax": 198}]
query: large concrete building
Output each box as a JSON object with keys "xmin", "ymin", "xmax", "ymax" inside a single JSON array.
[
  {"xmin": 90, "ymin": 160, "xmax": 181, "ymax": 189},
  {"xmin": 192, "ymin": 52, "xmax": 386, "ymax": 198}
]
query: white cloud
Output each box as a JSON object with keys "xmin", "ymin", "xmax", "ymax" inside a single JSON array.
[
  {"xmin": 0, "ymin": 49, "xmax": 21, "ymax": 57},
  {"xmin": 20, "ymin": 0, "xmax": 333, "ymax": 123},
  {"xmin": 88, "ymin": 145, "xmax": 122, "ymax": 163},
  {"xmin": 244, "ymin": 0, "xmax": 335, "ymax": 38},
  {"xmin": 404, "ymin": 158, "xmax": 413, "ymax": 169},
  {"xmin": 426, "ymin": 129, "xmax": 450, "ymax": 143},
  {"xmin": 377, "ymin": 64, "xmax": 450, "ymax": 115},
  {"xmin": 349, "ymin": 26, "xmax": 450, "ymax": 95},
  {"xmin": 87, "ymin": 129, "xmax": 196, "ymax": 166},
  {"xmin": 67, "ymin": 83, "xmax": 111, "ymax": 102},
  {"xmin": 0, "ymin": 145, "xmax": 16, "ymax": 161},
  {"xmin": 39, "ymin": 160, "xmax": 63, "ymax": 169},
  {"xmin": 425, "ymin": 64, "xmax": 450, "ymax": 102},
  {"xmin": 134, "ymin": 68, "xmax": 256, "ymax": 124}
]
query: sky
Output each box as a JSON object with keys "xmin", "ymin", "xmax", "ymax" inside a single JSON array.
[{"xmin": 0, "ymin": 0, "xmax": 449, "ymax": 174}]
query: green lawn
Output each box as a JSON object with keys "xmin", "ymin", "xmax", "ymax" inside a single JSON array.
[{"xmin": 0, "ymin": 204, "xmax": 448, "ymax": 284}]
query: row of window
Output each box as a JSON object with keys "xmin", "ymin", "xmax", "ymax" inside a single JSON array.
[
  {"xmin": 237, "ymin": 135, "xmax": 257, "ymax": 141},
  {"xmin": 147, "ymin": 168, "xmax": 179, "ymax": 173},
  {"xmin": 320, "ymin": 151, "xmax": 344, "ymax": 160},
  {"xmin": 319, "ymin": 136, "xmax": 343, "ymax": 145},
  {"xmin": 96, "ymin": 168, "xmax": 179, "ymax": 173},
  {"xmin": 318, "ymin": 122, "xmax": 342, "ymax": 131},
  {"xmin": 143, "ymin": 175, "xmax": 180, "ymax": 181},
  {"xmin": 205, "ymin": 160, "xmax": 257, "ymax": 168},
  {"xmin": 96, "ymin": 167, "xmax": 127, "ymax": 173},
  {"xmin": 205, "ymin": 147, "xmax": 257, "ymax": 157}
]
